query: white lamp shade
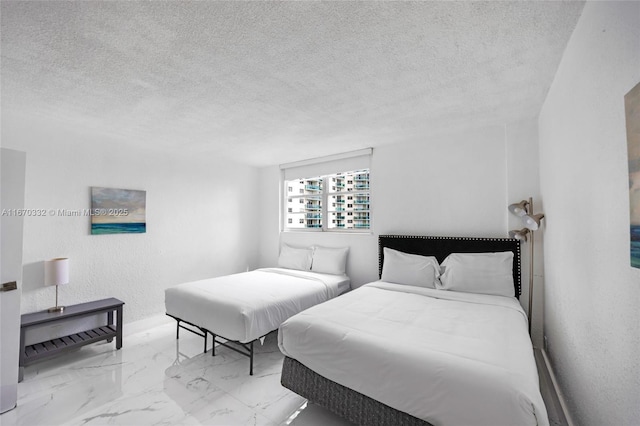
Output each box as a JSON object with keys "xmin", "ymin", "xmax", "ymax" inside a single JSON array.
[
  {"xmin": 45, "ymin": 258, "xmax": 69, "ymax": 286},
  {"xmin": 508, "ymin": 200, "xmax": 529, "ymax": 217},
  {"xmin": 509, "ymin": 228, "xmax": 530, "ymax": 241},
  {"xmin": 523, "ymin": 214, "xmax": 545, "ymax": 231}
]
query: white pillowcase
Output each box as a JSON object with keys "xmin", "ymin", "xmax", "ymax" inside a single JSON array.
[
  {"xmin": 278, "ymin": 244, "xmax": 313, "ymax": 271},
  {"xmin": 439, "ymin": 252, "xmax": 514, "ymax": 297},
  {"xmin": 381, "ymin": 247, "xmax": 441, "ymax": 289},
  {"xmin": 311, "ymin": 246, "xmax": 349, "ymax": 275}
]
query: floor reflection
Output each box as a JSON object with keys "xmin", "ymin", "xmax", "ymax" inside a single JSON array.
[{"xmin": 3, "ymin": 319, "xmax": 352, "ymax": 425}]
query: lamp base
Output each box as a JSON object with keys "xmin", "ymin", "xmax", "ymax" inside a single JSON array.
[{"xmin": 48, "ymin": 306, "xmax": 65, "ymax": 313}]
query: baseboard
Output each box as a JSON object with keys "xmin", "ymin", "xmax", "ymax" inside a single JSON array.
[
  {"xmin": 536, "ymin": 348, "xmax": 574, "ymax": 426},
  {"xmin": 124, "ymin": 313, "xmax": 173, "ymax": 337}
]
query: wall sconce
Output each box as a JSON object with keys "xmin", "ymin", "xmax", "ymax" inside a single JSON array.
[
  {"xmin": 44, "ymin": 258, "xmax": 69, "ymax": 313},
  {"xmin": 508, "ymin": 197, "xmax": 545, "ymax": 335},
  {"xmin": 508, "ymin": 200, "xmax": 529, "ymax": 217},
  {"xmin": 508, "ymin": 228, "xmax": 530, "ymax": 242},
  {"xmin": 523, "ymin": 213, "xmax": 545, "ymax": 231}
]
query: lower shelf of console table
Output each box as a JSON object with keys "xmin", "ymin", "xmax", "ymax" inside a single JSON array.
[{"xmin": 19, "ymin": 297, "xmax": 124, "ymax": 381}]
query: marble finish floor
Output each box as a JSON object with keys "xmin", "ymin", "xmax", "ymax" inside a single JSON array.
[{"xmin": 1, "ymin": 318, "xmax": 352, "ymax": 426}]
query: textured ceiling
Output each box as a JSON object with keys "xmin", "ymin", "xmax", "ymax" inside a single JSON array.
[{"xmin": 1, "ymin": 1, "xmax": 584, "ymax": 167}]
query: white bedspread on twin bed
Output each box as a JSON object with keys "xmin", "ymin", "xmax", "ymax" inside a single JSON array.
[
  {"xmin": 165, "ymin": 268, "xmax": 349, "ymax": 343},
  {"xmin": 278, "ymin": 281, "xmax": 549, "ymax": 426}
]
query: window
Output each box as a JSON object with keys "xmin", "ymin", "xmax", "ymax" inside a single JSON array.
[
  {"xmin": 280, "ymin": 148, "xmax": 372, "ymax": 232},
  {"xmin": 283, "ymin": 168, "xmax": 370, "ymax": 231}
]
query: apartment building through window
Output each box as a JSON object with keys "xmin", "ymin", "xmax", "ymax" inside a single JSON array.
[{"xmin": 283, "ymin": 169, "xmax": 370, "ymax": 231}]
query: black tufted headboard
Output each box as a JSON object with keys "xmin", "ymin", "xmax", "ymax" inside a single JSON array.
[{"xmin": 378, "ymin": 235, "xmax": 522, "ymax": 298}]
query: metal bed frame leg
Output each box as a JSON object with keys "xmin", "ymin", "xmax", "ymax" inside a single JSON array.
[
  {"xmin": 171, "ymin": 315, "xmax": 262, "ymax": 376},
  {"xmin": 203, "ymin": 328, "xmax": 207, "ymax": 353},
  {"xmin": 210, "ymin": 334, "xmax": 254, "ymax": 375},
  {"xmin": 170, "ymin": 315, "xmax": 208, "ymax": 354},
  {"xmin": 249, "ymin": 341, "xmax": 254, "ymax": 376}
]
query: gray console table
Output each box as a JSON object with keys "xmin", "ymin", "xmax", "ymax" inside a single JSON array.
[{"xmin": 19, "ymin": 298, "xmax": 124, "ymax": 380}]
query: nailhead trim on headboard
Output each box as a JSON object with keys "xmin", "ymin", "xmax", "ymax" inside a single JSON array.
[{"xmin": 378, "ymin": 235, "xmax": 522, "ymax": 298}]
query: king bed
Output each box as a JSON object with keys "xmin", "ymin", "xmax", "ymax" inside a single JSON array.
[
  {"xmin": 165, "ymin": 244, "xmax": 350, "ymax": 375},
  {"xmin": 278, "ymin": 235, "xmax": 548, "ymax": 426}
]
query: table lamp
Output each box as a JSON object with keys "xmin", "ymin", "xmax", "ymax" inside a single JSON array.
[{"xmin": 45, "ymin": 258, "xmax": 69, "ymax": 312}]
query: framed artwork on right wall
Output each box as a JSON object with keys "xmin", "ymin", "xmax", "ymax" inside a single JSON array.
[{"xmin": 625, "ymin": 81, "xmax": 640, "ymax": 269}]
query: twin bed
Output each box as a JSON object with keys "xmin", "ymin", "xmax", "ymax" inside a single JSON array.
[
  {"xmin": 165, "ymin": 235, "xmax": 548, "ymax": 425},
  {"xmin": 165, "ymin": 245, "xmax": 350, "ymax": 374}
]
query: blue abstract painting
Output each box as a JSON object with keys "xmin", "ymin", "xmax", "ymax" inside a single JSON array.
[
  {"xmin": 91, "ymin": 187, "xmax": 146, "ymax": 235},
  {"xmin": 626, "ymin": 82, "xmax": 640, "ymax": 268}
]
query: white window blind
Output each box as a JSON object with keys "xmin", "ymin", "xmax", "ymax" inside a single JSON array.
[{"xmin": 280, "ymin": 148, "xmax": 372, "ymax": 181}]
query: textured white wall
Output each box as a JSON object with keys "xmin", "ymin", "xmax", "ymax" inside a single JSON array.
[
  {"xmin": 258, "ymin": 124, "xmax": 518, "ymax": 288},
  {"xmin": 539, "ymin": 2, "xmax": 640, "ymax": 424},
  {"xmin": 2, "ymin": 115, "xmax": 259, "ymax": 324}
]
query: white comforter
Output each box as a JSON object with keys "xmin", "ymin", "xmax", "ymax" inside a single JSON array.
[
  {"xmin": 278, "ymin": 281, "xmax": 549, "ymax": 426},
  {"xmin": 165, "ymin": 268, "xmax": 349, "ymax": 343}
]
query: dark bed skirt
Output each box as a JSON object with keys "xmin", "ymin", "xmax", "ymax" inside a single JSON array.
[{"xmin": 281, "ymin": 356, "xmax": 432, "ymax": 426}]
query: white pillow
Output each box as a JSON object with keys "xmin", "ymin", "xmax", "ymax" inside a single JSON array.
[
  {"xmin": 278, "ymin": 244, "xmax": 313, "ymax": 271},
  {"xmin": 311, "ymin": 246, "xmax": 349, "ymax": 275},
  {"xmin": 381, "ymin": 247, "xmax": 440, "ymax": 289},
  {"xmin": 439, "ymin": 252, "xmax": 514, "ymax": 297}
]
